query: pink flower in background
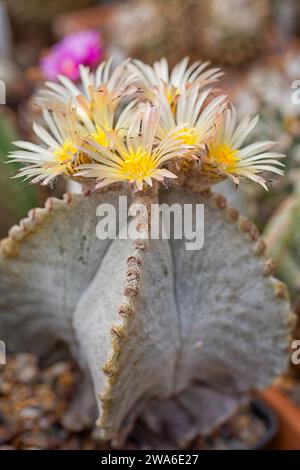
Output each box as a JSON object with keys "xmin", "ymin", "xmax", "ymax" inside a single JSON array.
[{"xmin": 41, "ymin": 30, "xmax": 103, "ymax": 81}]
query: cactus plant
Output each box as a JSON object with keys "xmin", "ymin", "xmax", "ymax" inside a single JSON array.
[
  {"xmin": 235, "ymin": 52, "xmax": 300, "ymax": 158},
  {"xmin": 263, "ymin": 179, "xmax": 300, "ymax": 378},
  {"xmin": 5, "ymin": 0, "xmax": 99, "ymax": 28},
  {"xmin": 200, "ymin": 0, "xmax": 271, "ymax": 66},
  {"xmin": 0, "ymin": 58, "xmax": 294, "ymax": 447},
  {"xmin": 4, "ymin": 0, "xmax": 100, "ymax": 53},
  {"xmin": 108, "ymin": 0, "xmax": 270, "ymax": 66},
  {"xmin": 232, "ymin": 48, "xmax": 300, "ymax": 228},
  {"xmin": 263, "ymin": 179, "xmax": 300, "ymax": 300},
  {"xmin": 271, "ymin": 0, "xmax": 300, "ymax": 39},
  {"xmin": 108, "ymin": 0, "xmax": 204, "ymax": 65}
]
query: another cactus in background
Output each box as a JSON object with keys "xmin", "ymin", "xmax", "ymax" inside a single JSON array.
[
  {"xmin": 4, "ymin": 0, "xmax": 100, "ymax": 54},
  {"xmin": 263, "ymin": 179, "xmax": 300, "ymax": 374},
  {"xmin": 271, "ymin": 0, "xmax": 300, "ymax": 39},
  {"xmin": 231, "ymin": 47, "xmax": 300, "ymax": 228},
  {"xmin": 108, "ymin": 0, "xmax": 270, "ymax": 66},
  {"xmin": 108, "ymin": 0, "xmax": 204, "ymax": 65},
  {"xmin": 264, "ymin": 177, "xmax": 300, "ymax": 300},
  {"xmin": 235, "ymin": 51, "xmax": 300, "ymax": 155},
  {"xmin": 5, "ymin": 0, "xmax": 99, "ymax": 28},
  {"xmin": 200, "ymin": 0, "xmax": 271, "ymax": 66},
  {"xmin": 0, "ymin": 58, "xmax": 294, "ymax": 448}
]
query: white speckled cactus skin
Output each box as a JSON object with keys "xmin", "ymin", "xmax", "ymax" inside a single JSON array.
[{"xmin": 0, "ymin": 177, "xmax": 294, "ymax": 447}]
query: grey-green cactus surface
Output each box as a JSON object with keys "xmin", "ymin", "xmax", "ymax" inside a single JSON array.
[{"xmin": 0, "ymin": 181, "xmax": 294, "ymax": 446}]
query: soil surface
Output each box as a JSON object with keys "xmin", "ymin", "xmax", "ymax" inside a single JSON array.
[{"xmin": 0, "ymin": 354, "xmax": 268, "ymax": 450}]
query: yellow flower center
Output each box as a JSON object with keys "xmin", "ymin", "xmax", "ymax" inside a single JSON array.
[
  {"xmin": 53, "ymin": 139, "xmax": 89, "ymax": 174},
  {"xmin": 120, "ymin": 147, "xmax": 155, "ymax": 180},
  {"xmin": 181, "ymin": 127, "xmax": 199, "ymax": 146},
  {"xmin": 174, "ymin": 127, "xmax": 198, "ymax": 146},
  {"xmin": 54, "ymin": 139, "xmax": 77, "ymax": 173},
  {"xmin": 91, "ymin": 125, "xmax": 110, "ymax": 147},
  {"xmin": 209, "ymin": 143, "xmax": 239, "ymax": 173}
]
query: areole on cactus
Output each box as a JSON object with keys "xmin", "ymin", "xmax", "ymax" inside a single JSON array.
[{"xmin": 0, "ymin": 57, "xmax": 295, "ymax": 447}]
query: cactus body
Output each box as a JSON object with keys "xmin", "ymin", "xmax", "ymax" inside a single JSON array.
[
  {"xmin": 108, "ymin": 0, "xmax": 270, "ymax": 66},
  {"xmin": 0, "ymin": 179, "xmax": 293, "ymax": 446}
]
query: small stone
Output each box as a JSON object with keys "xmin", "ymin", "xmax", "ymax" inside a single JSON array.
[
  {"xmin": 14, "ymin": 354, "xmax": 38, "ymax": 384},
  {"xmin": 19, "ymin": 406, "xmax": 42, "ymax": 420},
  {"xmin": 46, "ymin": 362, "xmax": 71, "ymax": 380},
  {"xmin": 39, "ymin": 417, "xmax": 51, "ymax": 431},
  {"xmin": 19, "ymin": 431, "xmax": 61, "ymax": 450},
  {"xmin": 18, "ymin": 366, "xmax": 38, "ymax": 384}
]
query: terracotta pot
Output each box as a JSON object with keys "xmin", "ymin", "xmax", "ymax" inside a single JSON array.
[
  {"xmin": 249, "ymin": 398, "xmax": 279, "ymax": 449},
  {"xmin": 258, "ymin": 387, "xmax": 300, "ymax": 450}
]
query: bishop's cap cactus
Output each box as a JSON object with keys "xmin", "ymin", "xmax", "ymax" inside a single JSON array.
[{"xmin": 0, "ymin": 57, "xmax": 294, "ymax": 447}]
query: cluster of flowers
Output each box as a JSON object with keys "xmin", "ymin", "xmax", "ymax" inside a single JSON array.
[{"xmin": 10, "ymin": 58, "xmax": 285, "ymax": 191}]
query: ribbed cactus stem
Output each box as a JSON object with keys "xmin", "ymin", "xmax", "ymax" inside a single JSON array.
[{"xmin": 0, "ymin": 184, "xmax": 294, "ymax": 446}]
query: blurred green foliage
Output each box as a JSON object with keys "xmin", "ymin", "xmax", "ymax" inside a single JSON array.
[{"xmin": 0, "ymin": 114, "xmax": 39, "ymax": 237}]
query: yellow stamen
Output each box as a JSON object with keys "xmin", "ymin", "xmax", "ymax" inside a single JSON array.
[
  {"xmin": 53, "ymin": 139, "xmax": 77, "ymax": 174},
  {"xmin": 53, "ymin": 139, "xmax": 89, "ymax": 174},
  {"xmin": 209, "ymin": 143, "xmax": 239, "ymax": 173},
  {"xmin": 174, "ymin": 127, "xmax": 198, "ymax": 146},
  {"xmin": 120, "ymin": 147, "xmax": 155, "ymax": 180},
  {"xmin": 91, "ymin": 125, "xmax": 110, "ymax": 147}
]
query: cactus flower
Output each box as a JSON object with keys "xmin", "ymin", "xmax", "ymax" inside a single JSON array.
[{"xmin": 40, "ymin": 30, "xmax": 103, "ymax": 82}]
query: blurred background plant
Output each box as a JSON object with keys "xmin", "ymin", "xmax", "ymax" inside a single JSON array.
[
  {"xmin": 4, "ymin": 0, "xmax": 100, "ymax": 55},
  {"xmin": 231, "ymin": 47, "xmax": 300, "ymax": 229},
  {"xmin": 199, "ymin": 0, "xmax": 272, "ymax": 66},
  {"xmin": 0, "ymin": 112, "xmax": 40, "ymax": 237},
  {"xmin": 40, "ymin": 29, "xmax": 103, "ymax": 81},
  {"xmin": 99, "ymin": 0, "xmax": 272, "ymax": 67}
]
